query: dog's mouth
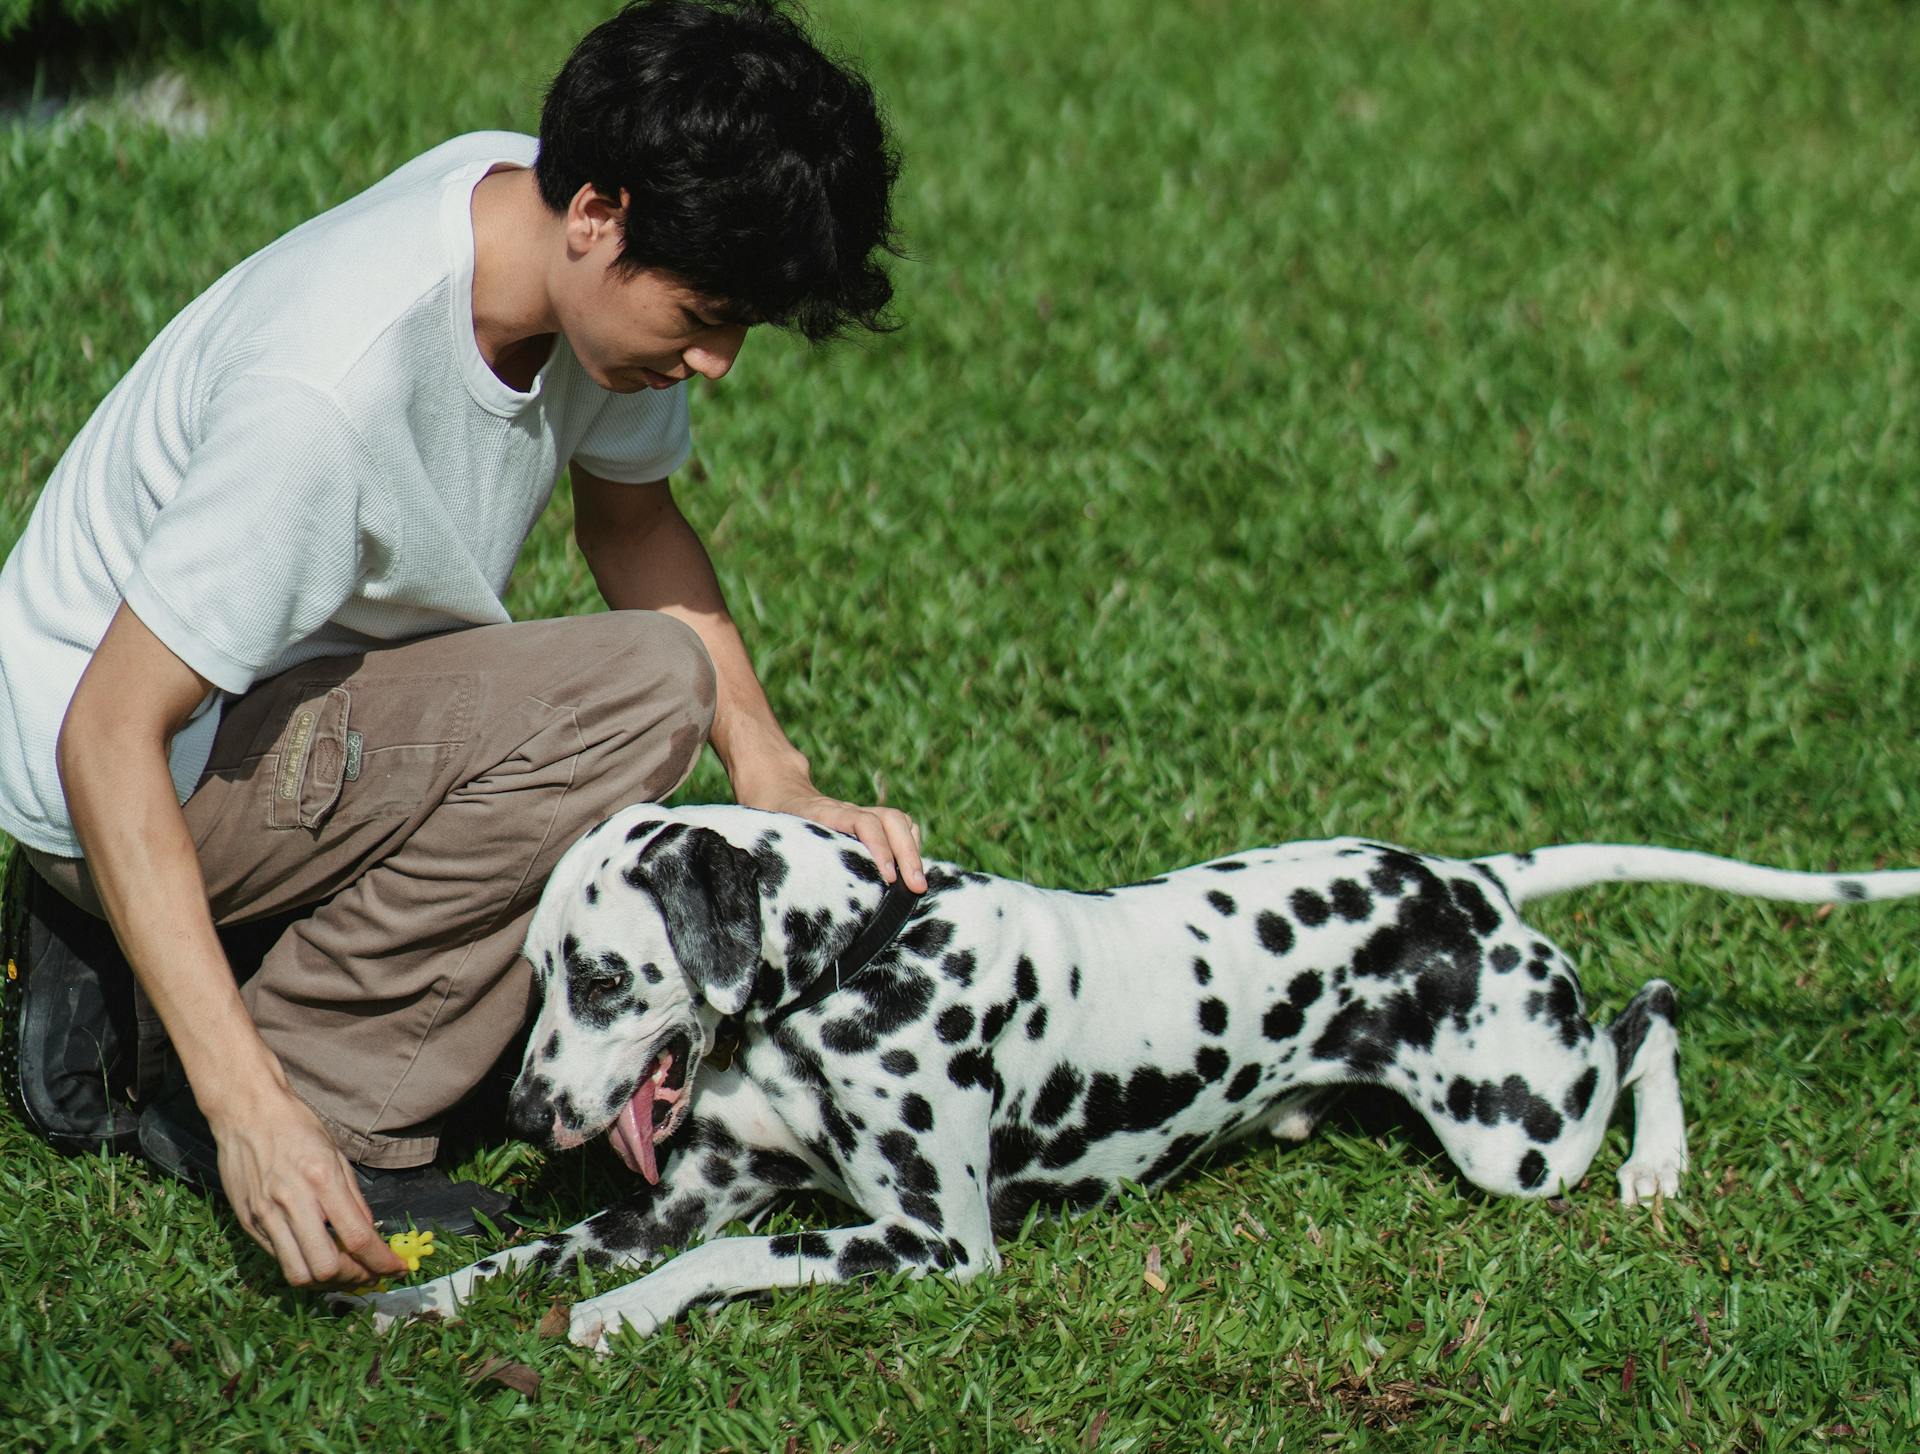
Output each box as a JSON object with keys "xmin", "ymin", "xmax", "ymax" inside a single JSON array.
[{"xmin": 607, "ymin": 1030, "xmax": 694, "ymax": 1185}]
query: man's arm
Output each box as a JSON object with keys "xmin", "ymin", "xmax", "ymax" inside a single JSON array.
[
  {"xmin": 571, "ymin": 468, "xmax": 925, "ymax": 891},
  {"xmin": 57, "ymin": 603, "xmax": 404, "ymax": 1288}
]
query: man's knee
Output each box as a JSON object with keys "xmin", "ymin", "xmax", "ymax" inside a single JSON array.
[{"xmin": 586, "ymin": 611, "xmax": 716, "ymax": 800}]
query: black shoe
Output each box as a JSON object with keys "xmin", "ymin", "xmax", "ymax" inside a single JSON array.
[
  {"xmin": 138, "ymin": 1078, "xmax": 515, "ymax": 1236},
  {"xmin": 0, "ymin": 850, "xmax": 142, "ymax": 1156}
]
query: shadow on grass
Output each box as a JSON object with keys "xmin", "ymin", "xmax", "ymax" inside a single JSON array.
[{"xmin": 0, "ymin": 0, "xmax": 271, "ymax": 125}]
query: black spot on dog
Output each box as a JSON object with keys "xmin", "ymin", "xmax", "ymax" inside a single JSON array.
[
  {"xmin": 1330, "ymin": 878, "xmax": 1373, "ymax": 921},
  {"xmin": 1188, "ymin": 924, "xmax": 1211, "ymax": 943},
  {"xmin": 1490, "ymin": 945, "xmax": 1520, "ymax": 974},
  {"xmin": 749, "ymin": 1149, "xmax": 814, "ymax": 1188},
  {"xmin": 805, "ymin": 822, "xmax": 836, "ymax": 840},
  {"xmin": 989, "ymin": 1177, "xmax": 1107, "ymax": 1234},
  {"xmin": 822, "ymin": 1016, "xmax": 879, "ymax": 1055},
  {"xmin": 1144, "ymin": 1132, "xmax": 1208, "ymax": 1184},
  {"xmin": 1255, "ymin": 912, "xmax": 1293, "ymax": 955},
  {"xmin": 1837, "ymin": 880, "xmax": 1866, "ymax": 901},
  {"xmin": 1195, "ymin": 1045, "xmax": 1229, "ymax": 1082},
  {"xmin": 688, "ymin": 1117, "xmax": 742, "ymax": 1157},
  {"xmin": 1015, "ymin": 957, "xmax": 1040, "ymax": 1001},
  {"xmin": 588, "ymin": 1191, "xmax": 708, "ymax": 1257},
  {"xmin": 1564, "ymin": 1067, "xmax": 1598, "ymax": 1119},
  {"xmin": 948, "ymin": 1049, "xmax": 994, "ymax": 1092},
  {"xmin": 879, "ymin": 1130, "xmax": 943, "ymax": 1227},
  {"xmin": 1290, "ymin": 889, "xmax": 1330, "ymax": 927},
  {"xmin": 843, "ymin": 959, "xmax": 938, "ymax": 1036},
  {"xmin": 880, "ymin": 1049, "xmax": 918, "ymax": 1077},
  {"xmin": 897, "ymin": 918, "xmax": 956, "ymax": 958},
  {"xmin": 935, "ymin": 1006, "xmax": 975, "ymax": 1043},
  {"xmin": 838, "ymin": 1237, "xmax": 901, "ymax": 1277},
  {"xmin": 1069, "ymin": 968, "xmax": 1082, "ymax": 997},
  {"xmin": 703, "ymin": 1156, "xmax": 738, "ymax": 1188},
  {"xmin": 1470, "ymin": 860, "xmax": 1508, "ymax": 899},
  {"xmin": 1032, "ymin": 1065, "xmax": 1085, "ymax": 1126},
  {"xmin": 840, "ymin": 851, "xmax": 883, "ymax": 884},
  {"xmin": 1448, "ymin": 878, "xmax": 1502, "ymax": 935},
  {"xmin": 1225, "ymin": 1064, "xmax": 1261, "ymax": 1102},
  {"xmin": 1040, "ymin": 1126, "xmax": 1088, "ymax": 1168},
  {"xmin": 770, "ymin": 1231, "xmax": 833, "ymax": 1258},
  {"xmin": 1082, "ymin": 1067, "xmax": 1203, "ymax": 1141},
  {"xmin": 1026, "ymin": 1007, "xmax": 1048, "ymax": 1039},
  {"xmin": 901, "ymin": 1094, "xmax": 934, "ymax": 1133},
  {"xmin": 1206, "ymin": 891, "xmax": 1237, "ymax": 916},
  {"xmin": 1525, "ymin": 975, "xmax": 1589, "ymax": 1048},
  {"xmin": 980, "ymin": 996, "xmax": 1019, "ymax": 1043},
  {"xmin": 1288, "ymin": 970, "xmax": 1323, "ymax": 1010},
  {"xmin": 584, "ymin": 882, "xmax": 599, "ymax": 905},
  {"xmin": 1198, "ymin": 998, "xmax": 1229, "ymax": 1035},
  {"xmin": 1192, "ymin": 957, "xmax": 1212, "ymax": 985},
  {"xmin": 1607, "ymin": 982, "xmax": 1676, "ymax": 1078},
  {"xmin": 941, "ymin": 951, "xmax": 976, "ymax": 986},
  {"xmin": 1263, "ymin": 1002, "xmax": 1303, "ymax": 1041},
  {"xmin": 1210, "ymin": 860, "xmax": 1248, "ymax": 872},
  {"xmin": 990, "ymin": 1123, "xmax": 1040, "ymax": 1179},
  {"xmin": 821, "ymin": 1098, "xmax": 860, "ymax": 1159},
  {"xmin": 1517, "ymin": 1149, "xmax": 1548, "ymax": 1191},
  {"xmin": 884, "ymin": 1224, "xmax": 931, "ymax": 1262}
]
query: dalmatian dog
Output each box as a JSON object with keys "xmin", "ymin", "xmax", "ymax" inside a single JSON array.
[{"xmin": 345, "ymin": 803, "xmax": 1919, "ymax": 1351}]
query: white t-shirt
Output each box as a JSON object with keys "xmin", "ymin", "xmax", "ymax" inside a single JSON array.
[{"xmin": 0, "ymin": 132, "xmax": 692, "ymax": 856}]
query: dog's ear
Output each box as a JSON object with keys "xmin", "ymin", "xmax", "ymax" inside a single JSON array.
[{"xmin": 641, "ymin": 824, "xmax": 764, "ymax": 1015}]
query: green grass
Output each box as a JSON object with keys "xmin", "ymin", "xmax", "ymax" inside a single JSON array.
[{"xmin": 5, "ymin": 0, "xmax": 1920, "ymax": 1447}]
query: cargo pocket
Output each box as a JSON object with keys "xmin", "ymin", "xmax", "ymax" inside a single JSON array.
[{"xmin": 267, "ymin": 686, "xmax": 352, "ymax": 831}]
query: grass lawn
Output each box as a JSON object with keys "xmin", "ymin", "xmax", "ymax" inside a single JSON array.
[{"xmin": 4, "ymin": 0, "xmax": 1919, "ymax": 1447}]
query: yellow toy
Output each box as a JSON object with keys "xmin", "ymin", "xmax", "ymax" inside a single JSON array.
[{"xmin": 347, "ymin": 1229, "xmax": 436, "ymax": 1295}]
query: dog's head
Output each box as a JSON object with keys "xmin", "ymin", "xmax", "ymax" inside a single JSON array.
[{"xmin": 508, "ymin": 806, "xmax": 764, "ymax": 1182}]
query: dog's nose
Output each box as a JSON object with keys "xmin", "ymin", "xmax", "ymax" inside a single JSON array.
[{"xmin": 507, "ymin": 1077, "xmax": 554, "ymax": 1143}]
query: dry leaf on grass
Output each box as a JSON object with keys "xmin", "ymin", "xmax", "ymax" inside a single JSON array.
[
  {"xmin": 466, "ymin": 1355, "xmax": 540, "ymax": 1400},
  {"xmin": 1142, "ymin": 1244, "xmax": 1167, "ymax": 1294},
  {"xmin": 537, "ymin": 1302, "xmax": 571, "ymax": 1339}
]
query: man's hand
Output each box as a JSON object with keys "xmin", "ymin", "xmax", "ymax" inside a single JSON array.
[
  {"xmin": 571, "ymin": 471, "xmax": 929, "ymax": 893},
  {"xmin": 205, "ymin": 1082, "xmax": 405, "ymax": 1288},
  {"xmin": 739, "ymin": 778, "xmax": 927, "ymax": 893}
]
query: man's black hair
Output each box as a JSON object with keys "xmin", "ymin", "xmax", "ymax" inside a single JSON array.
[{"xmin": 536, "ymin": 0, "xmax": 902, "ymax": 342}]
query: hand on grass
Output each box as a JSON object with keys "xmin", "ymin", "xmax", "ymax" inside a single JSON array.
[{"xmin": 205, "ymin": 1083, "xmax": 406, "ymax": 1289}]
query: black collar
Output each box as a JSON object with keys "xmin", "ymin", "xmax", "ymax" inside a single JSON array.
[{"xmin": 766, "ymin": 879, "xmax": 923, "ymax": 1027}]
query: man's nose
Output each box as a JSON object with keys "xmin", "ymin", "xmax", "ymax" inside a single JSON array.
[{"xmin": 683, "ymin": 324, "xmax": 748, "ymax": 381}]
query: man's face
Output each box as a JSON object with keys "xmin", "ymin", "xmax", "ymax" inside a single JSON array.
[
  {"xmin": 564, "ymin": 263, "xmax": 752, "ymax": 395},
  {"xmin": 554, "ymin": 187, "xmax": 752, "ymax": 394}
]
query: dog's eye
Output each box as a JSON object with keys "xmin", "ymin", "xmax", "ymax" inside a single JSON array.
[{"xmin": 586, "ymin": 972, "xmax": 625, "ymax": 995}]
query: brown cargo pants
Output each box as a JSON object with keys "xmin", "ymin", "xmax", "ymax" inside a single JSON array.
[{"xmin": 29, "ymin": 611, "xmax": 715, "ymax": 1167}]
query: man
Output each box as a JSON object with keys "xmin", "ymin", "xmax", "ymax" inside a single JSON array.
[{"xmin": 0, "ymin": 0, "xmax": 924, "ymax": 1292}]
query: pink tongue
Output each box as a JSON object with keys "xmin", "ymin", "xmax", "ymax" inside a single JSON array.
[{"xmin": 609, "ymin": 1078, "xmax": 661, "ymax": 1184}]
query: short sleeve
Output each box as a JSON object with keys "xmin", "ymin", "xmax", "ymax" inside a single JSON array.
[
  {"xmin": 570, "ymin": 382, "xmax": 693, "ymax": 484},
  {"xmin": 122, "ymin": 376, "xmax": 371, "ymax": 695}
]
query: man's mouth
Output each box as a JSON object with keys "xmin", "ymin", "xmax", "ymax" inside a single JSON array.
[{"xmin": 607, "ymin": 1030, "xmax": 693, "ymax": 1184}]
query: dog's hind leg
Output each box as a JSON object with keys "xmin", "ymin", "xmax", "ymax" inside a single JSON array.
[
  {"xmin": 1608, "ymin": 979, "xmax": 1687, "ymax": 1206},
  {"xmin": 1266, "ymin": 1086, "xmax": 1340, "ymax": 1142}
]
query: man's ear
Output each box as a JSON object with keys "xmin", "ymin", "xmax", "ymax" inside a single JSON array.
[
  {"xmin": 565, "ymin": 182, "xmax": 627, "ymax": 258},
  {"xmin": 641, "ymin": 825, "xmax": 764, "ymax": 1016}
]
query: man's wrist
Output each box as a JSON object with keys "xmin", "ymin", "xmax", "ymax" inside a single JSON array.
[{"xmin": 724, "ymin": 740, "xmax": 813, "ymax": 806}]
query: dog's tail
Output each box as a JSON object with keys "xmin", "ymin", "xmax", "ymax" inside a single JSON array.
[{"xmin": 1474, "ymin": 845, "xmax": 1920, "ymax": 909}]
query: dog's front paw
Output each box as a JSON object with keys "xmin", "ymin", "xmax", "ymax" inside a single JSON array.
[
  {"xmin": 1617, "ymin": 1155, "xmax": 1685, "ymax": 1207},
  {"xmin": 331, "ymin": 1281, "xmax": 459, "ymax": 1332},
  {"xmin": 569, "ymin": 1298, "xmax": 658, "ymax": 1354}
]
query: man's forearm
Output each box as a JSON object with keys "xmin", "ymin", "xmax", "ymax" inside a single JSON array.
[
  {"xmin": 57, "ymin": 612, "xmax": 287, "ymax": 1116},
  {"xmin": 578, "ymin": 493, "xmax": 811, "ymax": 798}
]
